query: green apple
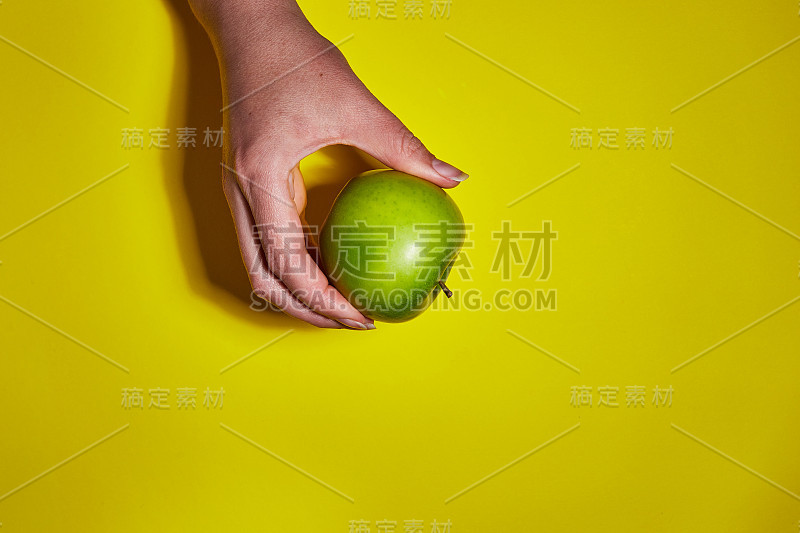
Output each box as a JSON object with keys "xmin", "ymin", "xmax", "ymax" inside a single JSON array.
[{"xmin": 319, "ymin": 169, "xmax": 466, "ymax": 322}]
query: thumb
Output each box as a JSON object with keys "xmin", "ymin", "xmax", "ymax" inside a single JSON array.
[{"xmin": 350, "ymin": 111, "xmax": 469, "ymax": 188}]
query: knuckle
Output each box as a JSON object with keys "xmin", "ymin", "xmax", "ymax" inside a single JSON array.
[
  {"xmin": 229, "ymin": 150, "xmax": 291, "ymax": 209},
  {"xmin": 305, "ymin": 276, "xmax": 330, "ymax": 299},
  {"xmin": 294, "ymin": 278, "xmax": 331, "ymax": 309},
  {"xmin": 264, "ymin": 230, "xmax": 306, "ymax": 271},
  {"xmin": 396, "ymin": 127, "xmax": 426, "ymax": 157},
  {"xmin": 232, "ymin": 146, "xmax": 267, "ymax": 182},
  {"xmin": 230, "ymin": 135, "xmax": 286, "ymax": 181}
]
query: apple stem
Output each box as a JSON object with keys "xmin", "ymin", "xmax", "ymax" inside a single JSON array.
[{"xmin": 438, "ymin": 281, "xmax": 453, "ymax": 298}]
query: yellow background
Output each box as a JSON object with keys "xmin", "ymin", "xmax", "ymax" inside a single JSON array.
[{"xmin": 1, "ymin": 0, "xmax": 799, "ymax": 531}]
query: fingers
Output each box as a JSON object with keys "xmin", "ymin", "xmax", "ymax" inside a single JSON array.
[
  {"xmin": 345, "ymin": 102, "xmax": 469, "ymax": 189},
  {"xmin": 222, "ymin": 170, "xmax": 344, "ymax": 329},
  {"xmin": 234, "ymin": 164, "xmax": 376, "ymax": 330}
]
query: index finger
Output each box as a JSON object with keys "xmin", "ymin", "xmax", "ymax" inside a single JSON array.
[{"xmin": 238, "ymin": 168, "xmax": 375, "ymax": 330}]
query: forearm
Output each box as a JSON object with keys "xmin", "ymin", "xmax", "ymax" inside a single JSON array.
[{"xmin": 188, "ymin": 0, "xmax": 298, "ymax": 33}]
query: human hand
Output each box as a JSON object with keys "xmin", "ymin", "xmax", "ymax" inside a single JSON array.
[{"xmin": 189, "ymin": 0, "xmax": 469, "ymax": 329}]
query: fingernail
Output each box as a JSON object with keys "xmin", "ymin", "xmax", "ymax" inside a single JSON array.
[
  {"xmin": 338, "ymin": 318, "xmax": 374, "ymax": 330},
  {"xmin": 432, "ymin": 158, "xmax": 469, "ymax": 182}
]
